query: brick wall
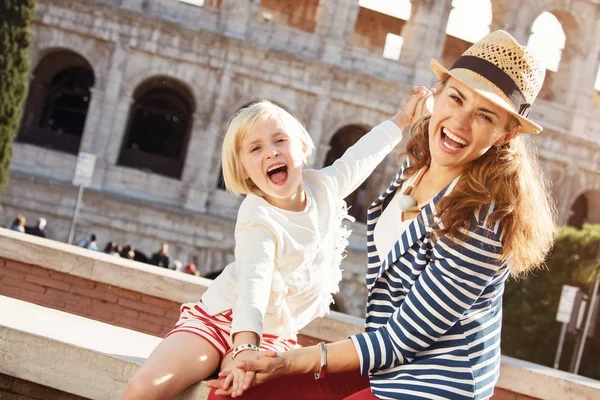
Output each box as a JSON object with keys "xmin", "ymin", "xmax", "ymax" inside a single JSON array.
[
  {"xmin": 491, "ymin": 388, "xmax": 540, "ymax": 400},
  {"xmin": 0, "ymin": 256, "xmax": 316, "ymax": 346},
  {"xmin": 0, "ymin": 257, "xmax": 181, "ymax": 337},
  {"xmin": 440, "ymin": 35, "xmax": 472, "ymax": 69},
  {"xmin": 0, "ymin": 373, "xmax": 87, "ymax": 400},
  {"xmin": 259, "ymin": 0, "xmax": 319, "ymax": 33},
  {"xmin": 353, "ymin": 7, "xmax": 407, "ymax": 51}
]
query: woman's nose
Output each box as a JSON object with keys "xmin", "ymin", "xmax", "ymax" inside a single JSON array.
[{"xmin": 455, "ymin": 109, "xmax": 473, "ymax": 128}]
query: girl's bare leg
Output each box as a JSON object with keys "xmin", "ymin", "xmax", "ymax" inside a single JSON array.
[{"xmin": 121, "ymin": 332, "xmax": 221, "ymax": 400}]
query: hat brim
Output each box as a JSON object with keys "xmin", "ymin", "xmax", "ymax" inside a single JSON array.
[{"xmin": 430, "ymin": 59, "xmax": 542, "ymax": 135}]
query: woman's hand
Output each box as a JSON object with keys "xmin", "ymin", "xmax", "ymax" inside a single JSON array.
[
  {"xmin": 207, "ymin": 350, "xmax": 288, "ymax": 397},
  {"xmin": 391, "ymin": 86, "xmax": 435, "ymax": 129},
  {"xmin": 217, "ymin": 350, "xmax": 262, "ymax": 398}
]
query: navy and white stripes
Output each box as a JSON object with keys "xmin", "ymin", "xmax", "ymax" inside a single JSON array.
[{"xmin": 351, "ymin": 161, "xmax": 509, "ymax": 400}]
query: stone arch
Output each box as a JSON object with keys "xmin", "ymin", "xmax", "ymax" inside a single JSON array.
[
  {"xmin": 105, "ymin": 56, "xmax": 216, "ymax": 172},
  {"xmin": 526, "ymin": 10, "xmax": 580, "ymax": 102},
  {"xmin": 320, "ymin": 120, "xmax": 373, "ymax": 155},
  {"xmin": 441, "ymin": 0, "xmax": 493, "ymax": 68},
  {"xmin": 31, "ymin": 24, "xmax": 111, "ymax": 90},
  {"xmin": 521, "ymin": 0, "xmax": 582, "ymax": 36},
  {"xmin": 489, "ymin": 0, "xmax": 507, "ymax": 31},
  {"xmin": 566, "ymin": 189, "xmax": 600, "ymax": 228},
  {"xmin": 521, "ymin": 6, "xmax": 581, "ymax": 103},
  {"xmin": 117, "ymin": 76, "xmax": 196, "ymax": 179},
  {"xmin": 316, "ymin": 98, "xmax": 392, "ymax": 169},
  {"xmin": 352, "ymin": 0, "xmax": 412, "ymax": 60},
  {"xmin": 258, "ymin": 0, "xmax": 321, "ymax": 33},
  {"xmin": 119, "ymin": 67, "xmax": 201, "ymax": 111},
  {"xmin": 323, "ymin": 124, "xmax": 373, "ymax": 223},
  {"xmin": 17, "ymin": 49, "xmax": 95, "ymax": 154}
]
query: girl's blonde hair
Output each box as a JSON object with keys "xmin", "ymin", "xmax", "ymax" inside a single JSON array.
[
  {"xmin": 221, "ymin": 100, "xmax": 314, "ymax": 196},
  {"xmin": 404, "ymin": 79, "xmax": 557, "ymax": 276}
]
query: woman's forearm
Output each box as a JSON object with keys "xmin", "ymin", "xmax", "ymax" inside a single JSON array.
[{"xmin": 283, "ymin": 339, "xmax": 361, "ymax": 375}]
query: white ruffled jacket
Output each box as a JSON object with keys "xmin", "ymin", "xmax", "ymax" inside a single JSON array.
[{"xmin": 201, "ymin": 121, "xmax": 403, "ymax": 340}]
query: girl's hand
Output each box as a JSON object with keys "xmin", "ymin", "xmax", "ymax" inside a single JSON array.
[
  {"xmin": 391, "ymin": 86, "xmax": 435, "ymax": 129},
  {"xmin": 207, "ymin": 350, "xmax": 287, "ymax": 396},
  {"xmin": 219, "ymin": 350, "xmax": 260, "ymax": 398}
]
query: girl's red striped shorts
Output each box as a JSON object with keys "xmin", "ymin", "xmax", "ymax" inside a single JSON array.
[{"xmin": 165, "ymin": 300, "xmax": 299, "ymax": 358}]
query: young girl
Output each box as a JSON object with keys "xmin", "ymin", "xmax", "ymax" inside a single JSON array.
[{"xmin": 121, "ymin": 89, "xmax": 430, "ymax": 400}]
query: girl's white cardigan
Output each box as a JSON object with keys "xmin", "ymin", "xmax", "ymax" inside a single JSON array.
[{"xmin": 201, "ymin": 120, "xmax": 403, "ymax": 340}]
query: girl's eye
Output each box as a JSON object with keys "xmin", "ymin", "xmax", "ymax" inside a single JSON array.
[
  {"xmin": 275, "ymin": 138, "xmax": 287, "ymax": 144},
  {"xmin": 250, "ymin": 146, "xmax": 260, "ymax": 152}
]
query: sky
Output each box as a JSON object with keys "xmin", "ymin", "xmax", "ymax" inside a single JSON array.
[{"xmin": 179, "ymin": 0, "xmax": 204, "ymax": 6}]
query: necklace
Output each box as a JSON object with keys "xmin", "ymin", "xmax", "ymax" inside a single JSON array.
[
  {"xmin": 397, "ymin": 192, "xmax": 419, "ymax": 213},
  {"xmin": 397, "ymin": 168, "xmax": 430, "ymax": 213}
]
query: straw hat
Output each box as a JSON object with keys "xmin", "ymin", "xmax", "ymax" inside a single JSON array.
[{"xmin": 431, "ymin": 30, "xmax": 545, "ymax": 134}]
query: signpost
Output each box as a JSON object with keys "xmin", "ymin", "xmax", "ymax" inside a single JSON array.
[
  {"xmin": 67, "ymin": 152, "xmax": 96, "ymax": 244},
  {"xmin": 573, "ymin": 279, "xmax": 599, "ymax": 374},
  {"xmin": 553, "ymin": 284, "xmax": 579, "ymax": 369}
]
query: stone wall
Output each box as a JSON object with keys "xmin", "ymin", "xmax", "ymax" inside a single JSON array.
[
  {"xmin": 2, "ymin": 0, "xmax": 600, "ymax": 316},
  {"xmin": 0, "ymin": 257, "xmax": 181, "ymax": 337},
  {"xmin": 0, "ymin": 228, "xmax": 361, "ymax": 345},
  {"xmin": 0, "ymin": 254, "xmax": 342, "ymax": 344},
  {"xmin": 0, "ymin": 373, "xmax": 87, "ymax": 400}
]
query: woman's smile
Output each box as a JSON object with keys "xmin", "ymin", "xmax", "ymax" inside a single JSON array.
[{"xmin": 439, "ymin": 127, "xmax": 470, "ymax": 153}]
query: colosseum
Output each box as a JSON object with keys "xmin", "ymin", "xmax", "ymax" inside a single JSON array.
[{"xmin": 3, "ymin": 0, "xmax": 600, "ymax": 316}]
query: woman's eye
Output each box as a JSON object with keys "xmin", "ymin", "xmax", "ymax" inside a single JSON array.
[
  {"xmin": 450, "ymin": 94, "xmax": 461, "ymax": 104},
  {"xmin": 479, "ymin": 113, "xmax": 492, "ymax": 122}
]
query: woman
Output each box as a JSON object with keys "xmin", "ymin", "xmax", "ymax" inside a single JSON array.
[{"xmin": 207, "ymin": 30, "xmax": 556, "ymax": 400}]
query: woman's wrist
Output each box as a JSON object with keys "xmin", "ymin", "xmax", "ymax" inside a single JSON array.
[{"xmin": 284, "ymin": 345, "xmax": 322, "ymax": 375}]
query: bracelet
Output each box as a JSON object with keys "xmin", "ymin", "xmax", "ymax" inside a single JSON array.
[
  {"xmin": 314, "ymin": 342, "xmax": 327, "ymax": 380},
  {"xmin": 232, "ymin": 343, "xmax": 259, "ymax": 359}
]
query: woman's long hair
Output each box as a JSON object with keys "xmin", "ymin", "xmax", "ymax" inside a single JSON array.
[{"xmin": 403, "ymin": 87, "xmax": 557, "ymax": 276}]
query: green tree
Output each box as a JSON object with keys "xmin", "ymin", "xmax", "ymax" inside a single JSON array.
[
  {"xmin": 502, "ymin": 224, "xmax": 600, "ymax": 379},
  {"xmin": 0, "ymin": 0, "xmax": 35, "ymax": 201}
]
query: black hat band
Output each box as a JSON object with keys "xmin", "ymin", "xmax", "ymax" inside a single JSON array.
[{"xmin": 451, "ymin": 55, "xmax": 531, "ymax": 117}]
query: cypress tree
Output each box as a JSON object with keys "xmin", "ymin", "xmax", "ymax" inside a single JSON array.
[{"xmin": 0, "ymin": 0, "xmax": 35, "ymax": 201}]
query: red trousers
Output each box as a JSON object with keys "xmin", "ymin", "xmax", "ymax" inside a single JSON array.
[{"xmin": 207, "ymin": 370, "xmax": 377, "ymax": 400}]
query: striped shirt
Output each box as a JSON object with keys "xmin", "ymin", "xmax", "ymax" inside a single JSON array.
[{"xmin": 350, "ymin": 160, "xmax": 510, "ymax": 400}]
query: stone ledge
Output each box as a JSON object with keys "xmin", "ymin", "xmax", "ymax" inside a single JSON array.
[
  {"xmin": 0, "ymin": 227, "xmax": 365, "ymax": 341},
  {"xmin": 3, "ymin": 295, "xmax": 600, "ymax": 400},
  {"xmin": 0, "ymin": 227, "xmax": 212, "ymax": 304},
  {"xmin": 496, "ymin": 356, "xmax": 600, "ymax": 400},
  {"xmin": 0, "ymin": 295, "xmax": 209, "ymax": 400}
]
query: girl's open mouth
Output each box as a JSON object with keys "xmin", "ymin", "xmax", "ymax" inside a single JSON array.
[{"xmin": 267, "ymin": 164, "xmax": 288, "ymax": 185}]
